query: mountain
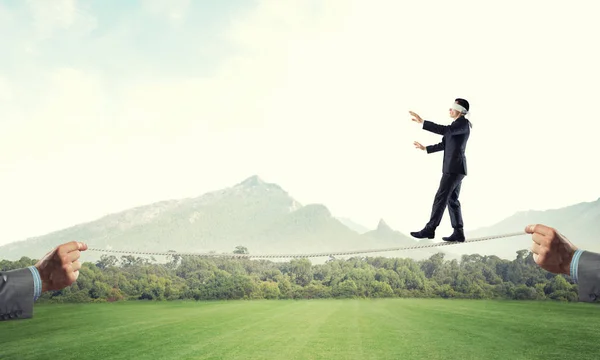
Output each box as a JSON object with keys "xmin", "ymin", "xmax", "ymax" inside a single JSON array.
[
  {"xmin": 3, "ymin": 175, "xmax": 596, "ymax": 263},
  {"xmin": 337, "ymin": 217, "xmax": 370, "ymax": 234},
  {"xmin": 457, "ymin": 197, "xmax": 600, "ymax": 259},
  {"xmin": 0, "ymin": 175, "xmax": 443, "ymax": 263},
  {"xmin": 359, "ymin": 219, "xmax": 449, "ymax": 260}
]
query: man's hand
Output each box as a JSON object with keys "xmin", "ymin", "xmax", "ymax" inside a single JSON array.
[
  {"xmin": 413, "ymin": 141, "xmax": 425, "ymax": 151},
  {"xmin": 409, "ymin": 111, "xmax": 423, "ymax": 124},
  {"xmin": 35, "ymin": 241, "xmax": 88, "ymax": 292},
  {"xmin": 525, "ymin": 224, "xmax": 577, "ymax": 276}
]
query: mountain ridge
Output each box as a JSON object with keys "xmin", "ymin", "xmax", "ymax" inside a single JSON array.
[
  {"xmin": 0, "ymin": 175, "xmax": 448, "ymax": 262},
  {"xmin": 1, "ymin": 175, "xmax": 598, "ymax": 263},
  {"xmin": 457, "ymin": 197, "xmax": 600, "ymax": 259}
]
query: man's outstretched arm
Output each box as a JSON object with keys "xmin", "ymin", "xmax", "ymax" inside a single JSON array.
[
  {"xmin": 414, "ymin": 140, "xmax": 443, "ymax": 153},
  {"xmin": 0, "ymin": 266, "xmax": 42, "ymax": 321},
  {"xmin": 426, "ymin": 141, "xmax": 444, "ymax": 153},
  {"xmin": 423, "ymin": 117, "xmax": 470, "ymax": 136},
  {"xmin": 422, "ymin": 120, "xmax": 448, "ymax": 135}
]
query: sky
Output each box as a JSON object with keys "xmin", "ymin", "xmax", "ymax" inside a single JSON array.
[{"xmin": 1, "ymin": 0, "xmax": 599, "ymax": 247}]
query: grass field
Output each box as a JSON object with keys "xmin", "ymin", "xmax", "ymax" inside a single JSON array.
[{"xmin": 1, "ymin": 298, "xmax": 599, "ymax": 359}]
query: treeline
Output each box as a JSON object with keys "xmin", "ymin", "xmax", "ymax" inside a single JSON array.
[{"xmin": 0, "ymin": 249, "xmax": 579, "ymax": 303}]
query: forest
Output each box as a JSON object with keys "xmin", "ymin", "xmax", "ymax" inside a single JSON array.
[{"xmin": 0, "ymin": 249, "xmax": 579, "ymax": 303}]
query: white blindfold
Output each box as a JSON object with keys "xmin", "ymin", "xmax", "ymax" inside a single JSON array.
[{"xmin": 451, "ymin": 103, "xmax": 468, "ymax": 114}]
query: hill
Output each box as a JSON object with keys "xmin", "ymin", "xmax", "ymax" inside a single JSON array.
[
  {"xmin": 360, "ymin": 219, "xmax": 443, "ymax": 260},
  {"xmin": 0, "ymin": 175, "xmax": 448, "ymax": 262},
  {"xmin": 337, "ymin": 217, "xmax": 370, "ymax": 234},
  {"xmin": 3, "ymin": 175, "xmax": 597, "ymax": 263},
  {"xmin": 456, "ymin": 197, "xmax": 600, "ymax": 259}
]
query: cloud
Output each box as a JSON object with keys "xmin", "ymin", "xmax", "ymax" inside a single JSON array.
[
  {"xmin": 141, "ymin": 0, "xmax": 191, "ymax": 23},
  {"xmin": 26, "ymin": 0, "xmax": 97, "ymax": 40},
  {"xmin": 112, "ymin": 1, "xmax": 348, "ymax": 134},
  {"xmin": 0, "ymin": 76, "xmax": 12, "ymax": 102},
  {"xmin": 109, "ymin": 1, "xmax": 336, "ymax": 135},
  {"xmin": 1, "ymin": 0, "xmax": 600, "ymax": 245},
  {"xmin": 0, "ymin": 67, "xmax": 108, "ymax": 163}
]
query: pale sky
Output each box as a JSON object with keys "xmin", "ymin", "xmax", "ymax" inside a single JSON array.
[{"xmin": 1, "ymin": 0, "xmax": 599, "ymax": 247}]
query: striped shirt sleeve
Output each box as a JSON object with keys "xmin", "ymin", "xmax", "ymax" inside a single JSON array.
[
  {"xmin": 27, "ymin": 266, "xmax": 42, "ymax": 301},
  {"xmin": 570, "ymin": 249, "xmax": 584, "ymax": 284}
]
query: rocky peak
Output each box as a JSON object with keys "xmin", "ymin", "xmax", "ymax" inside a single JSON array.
[
  {"xmin": 377, "ymin": 218, "xmax": 392, "ymax": 232},
  {"xmin": 238, "ymin": 175, "xmax": 266, "ymax": 187}
]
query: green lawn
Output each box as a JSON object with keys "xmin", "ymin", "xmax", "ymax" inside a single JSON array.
[{"xmin": 1, "ymin": 299, "xmax": 599, "ymax": 359}]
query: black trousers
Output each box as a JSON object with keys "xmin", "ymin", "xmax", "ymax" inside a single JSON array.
[{"xmin": 425, "ymin": 173, "xmax": 465, "ymax": 230}]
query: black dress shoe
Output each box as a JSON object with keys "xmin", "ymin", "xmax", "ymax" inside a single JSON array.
[
  {"xmin": 410, "ymin": 228, "xmax": 435, "ymax": 239},
  {"xmin": 442, "ymin": 228, "xmax": 465, "ymax": 242}
]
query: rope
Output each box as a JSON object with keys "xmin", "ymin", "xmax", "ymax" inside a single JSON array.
[{"xmin": 86, "ymin": 231, "xmax": 526, "ymax": 259}]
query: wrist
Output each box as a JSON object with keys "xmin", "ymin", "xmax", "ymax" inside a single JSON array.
[
  {"xmin": 567, "ymin": 248, "xmax": 584, "ymax": 282},
  {"xmin": 28, "ymin": 265, "xmax": 43, "ymax": 300},
  {"xmin": 35, "ymin": 264, "xmax": 49, "ymax": 293},
  {"xmin": 562, "ymin": 250, "xmax": 576, "ymax": 276}
]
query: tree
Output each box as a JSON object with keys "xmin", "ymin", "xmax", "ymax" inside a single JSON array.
[
  {"xmin": 233, "ymin": 246, "xmax": 249, "ymax": 254},
  {"xmin": 96, "ymin": 255, "xmax": 119, "ymax": 269},
  {"xmin": 3, "ymin": 247, "xmax": 579, "ymax": 303}
]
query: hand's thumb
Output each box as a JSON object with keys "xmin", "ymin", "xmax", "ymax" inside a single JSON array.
[
  {"xmin": 556, "ymin": 232, "xmax": 578, "ymax": 250},
  {"xmin": 36, "ymin": 247, "xmax": 57, "ymax": 267}
]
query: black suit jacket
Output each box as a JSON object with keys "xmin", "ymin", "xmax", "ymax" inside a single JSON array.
[
  {"xmin": 575, "ymin": 250, "xmax": 600, "ymax": 302},
  {"xmin": 423, "ymin": 116, "xmax": 471, "ymax": 175},
  {"xmin": 0, "ymin": 268, "xmax": 35, "ymax": 321}
]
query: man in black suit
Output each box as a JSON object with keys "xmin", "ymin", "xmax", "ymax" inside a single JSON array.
[{"xmin": 409, "ymin": 98, "xmax": 472, "ymax": 242}]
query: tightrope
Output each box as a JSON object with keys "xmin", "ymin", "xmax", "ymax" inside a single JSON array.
[{"xmin": 86, "ymin": 231, "xmax": 527, "ymax": 259}]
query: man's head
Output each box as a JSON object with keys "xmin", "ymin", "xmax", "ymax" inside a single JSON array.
[{"xmin": 449, "ymin": 98, "xmax": 469, "ymax": 118}]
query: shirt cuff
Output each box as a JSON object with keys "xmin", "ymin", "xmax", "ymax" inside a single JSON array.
[
  {"xmin": 28, "ymin": 266, "xmax": 42, "ymax": 301},
  {"xmin": 570, "ymin": 249, "xmax": 584, "ymax": 283}
]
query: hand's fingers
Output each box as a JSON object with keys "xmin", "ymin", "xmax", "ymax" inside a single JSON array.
[
  {"xmin": 59, "ymin": 241, "xmax": 84, "ymax": 254},
  {"xmin": 65, "ymin": 269, "xmax": 79, "ymax": 284},
  {"xmin": 531, "ymin": 241, "xmax": 542, "ymax": 254},
  {"xmin": 57, "ymin": 241, "xmax": 88, "ymax": 262},
  {"xmin": 71, "ymin": 260, "xmax": 82, "ymax": 272},
  {"xmin": 64, "ymin": 250, "xmax": 81, "ymax": 263},
  {"xmin": 60, "ymin": 263, "xmax": 81, "ymax": 286},
  {"xmin": 525, "ymin": 224, "xmax": 551, "ymax": 236},
  {"xmin": 531, "ymin": 233, "xmax": 545, "ymax": 245}
]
